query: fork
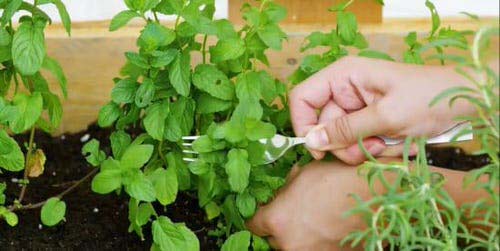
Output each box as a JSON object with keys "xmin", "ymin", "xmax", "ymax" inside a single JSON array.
[{"xmin": 182, "ymin": 122, "xmax": 473, "ymax": 165}]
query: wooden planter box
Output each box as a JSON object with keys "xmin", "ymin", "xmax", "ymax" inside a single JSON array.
[{"xmin": 229, "ymin": 0, "xmax": 382, "ymax": 24}]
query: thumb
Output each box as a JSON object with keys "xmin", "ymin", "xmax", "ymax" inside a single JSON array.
[{"xmin": 305, "ymin": 105, "xmax": 387, "ymax": 151}]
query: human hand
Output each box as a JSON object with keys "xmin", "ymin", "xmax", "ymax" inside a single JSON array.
[
  {"xmin": 246, "ymin": 160, "xmax": 484, "ymax": 251},
  {"xmin": 246, "ymin": 161, "xmax": 367, "ymax": 251},
  {"xmin": 289, "ymin": 56, "xmax": 476, "ymax": 164}
]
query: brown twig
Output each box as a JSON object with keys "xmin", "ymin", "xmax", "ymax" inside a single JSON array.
[
  {"xmin": 8, "ymin": 168, "xmax": 99, "ymax": 212},
  {"xmin": 17, "ymin": 126, "xmax": 36, "ymax": 204}
]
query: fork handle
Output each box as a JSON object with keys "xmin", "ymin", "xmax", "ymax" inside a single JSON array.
[{"xmin": 379, "ymin": 122, "xmax": 473, "ymax": 146}]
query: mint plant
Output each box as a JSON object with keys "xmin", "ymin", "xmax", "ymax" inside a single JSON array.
[
  {"xmin": 0, "ymin": 0, "xmax": 72, "ymax": 227},
  {"xmin": 83, "ymin": 0, "xmax": 302, "ymax": 249}
]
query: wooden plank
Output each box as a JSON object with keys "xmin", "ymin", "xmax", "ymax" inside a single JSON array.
[
  {"xmin": 42, "ymin": 19, "xmax": 497, "ymax": 153},
  {"xmin": 228, "ymin": 0, "xmax": 382, "ymax": 24}
]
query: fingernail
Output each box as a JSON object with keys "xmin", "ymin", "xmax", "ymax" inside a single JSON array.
[
  {"xmin": 305, "ymin": 126, "xmax": 330, "ymax": 150},
  {"xmin": 367, "ymin": 143, "xmax": 386, "ymax": 156},
  {"xmin": 310, "ymin": 150, "xmax": 323, "ymax": 160}
]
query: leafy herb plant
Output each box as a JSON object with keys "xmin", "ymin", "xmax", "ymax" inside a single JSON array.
[
  {"xmin": 83, "ymin": 0, "xmax": 304, "ymax": 249},
  {"xmin": 0, "ymin": 0, "xmax": 71, "ymax": 226}
]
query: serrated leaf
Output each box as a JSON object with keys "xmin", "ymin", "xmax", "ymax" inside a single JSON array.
[
  {"xmin": 111, "ymin": 78, "xmax": 139, "ymax": 104},
  {"xmin": 210, "ymin": 38, "xmax": 245, "ymax": 63},
  {"xmin": 12, "ymin": 20, "xmax": 46, "ymax": 76},
  {"xmin": 221, "ymin": 231, "xmax": 251, "ymax": 251},
  {"xmin": 169, "ymin": 52, "xmax": 191, "ymax": 96},
  {"xmin": 110, "ymin": 131, "xmax": 131, "ymax": 159},
  {"xmin": 98, "ymin": 102, "xmax": 121, "ymax": 127},
  {"xmin": 236, "ymin": 192, "xmax": 256, "ymax": 218},
  {"xmin": 152, "ymin": 217, "xmax": 185, "ymax": 250},
  {"xmin": 42, "ymin": 57, "xmax": 68, "ymax": 98},
  {"xmin": 225, "ymin": 149, "xmax": 251, "ymax": 193},
  {"xmin": 1, "ymin": 0, "xmax": 23, "ymax": 26},
  {"xmin": 91, "ymin": 159, "xmax": 122, "ymax": 194},
  {"xmin": 264, "ymin": 2, "xmax": 287, "ymax": 23},
  {"xmin": 41, "ymin": 198, "xmax": 66, "ymax": 226},
  {"xmin": 138, "ymin": 22, "xmax": 176, "ymax": 53},
  {"xmin": 245, "ymin": 119, "xmax": 276, "ymax": 141},
  {"xmin": 10, "ymin": 92, "xmax": 43, "ymax": 133},
  {"xmin": 126, "ymin": 171, "xmax": 156, "ymax": 202},
  {"xmin": 110, "ymin": 10, "xmax": 141, "ymax": 31},
  {"xmin": 192, "ymin": 64, "xmax": 235, "ymax": 100},
  {"xmin": 120, "ymin": 144, "xmax": 154, "ymax": 169},
  {"xmin": 150, "ymin": 168, "xmax": 178, "ymax": 205},
  {"xmin": 135, "ymin": 78, "xmax": 155, "ymax": 107},
  {"xmin": 196, "ymin": 94, "xmax": 232, "ymax": 114},
  {"xmin": 0, "ymin": 130, "xmax": 24, "ymax": 171},
  {"xmin": 82, "ymin": 139, "xmax": 106, "ymax": 167},
  {"xmin": 125, "ymin": 52, "xmax": 149, "ymax": 69},
  {"xmin": 41, "ymin": 92, "xmax": 63, "ymax": 130},
  {"xmin": 258, "ymin": 24, "xmax": 286, "ymax": 50},
  {"xmin": 151, "ymin": 49, "xmax": 178, "ymax": 68},
  {"xmin": 144, "ymin": 101, "xmax": 169, "ymax": 140},
  {"xmin": 337, "ymin": 11, "xmax": 358, "ymax": 45},
  {"xmin": 51, "ymin": 0, "xmax": 71, "ymax": 36}
]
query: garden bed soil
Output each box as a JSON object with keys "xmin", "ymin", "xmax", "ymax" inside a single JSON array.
[{"xmin": 0, "ymin": 125, "xmax": 489, "ymax": 250}]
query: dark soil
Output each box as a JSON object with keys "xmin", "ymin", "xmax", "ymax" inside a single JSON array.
[
  {"xmin": 0, "ymin": 125, "xmax": 218, "ymax": 251},
  {"xmin": 0, "ymin": 125, "xmax": 489, "ymax": 251}
]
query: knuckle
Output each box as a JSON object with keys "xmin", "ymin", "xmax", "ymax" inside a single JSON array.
[{"xmin": 266, "ymin": 211, "xmax": 287, "ymax": 234}]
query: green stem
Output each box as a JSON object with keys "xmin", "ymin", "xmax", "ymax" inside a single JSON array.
[
  {"xmin": 13, "ymin": 72, "xmax": 20, "ymax": 95},
  {"xmin": 17, "ymin": 126, "xmax": 36, "ymax": 204},
  {"xmin": 202, "ymin": 34, "xmax": 208, "ymax": 64},
  {"xmin": 158, "ymin": 140, "xmax": 168, "ymax": 165},
  {"xmin": 153, "ymin": 11, "xmax": 160, "ymax": 22},
  {"xmin": 175, "ymin": 15, "xmax": 181, "ymax": 29}
]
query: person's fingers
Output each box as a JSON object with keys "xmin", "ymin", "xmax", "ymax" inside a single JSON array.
[
  {"xmin": 246, "ymin": 206, "xmax": 273, "ymax": 237},
  {"xmin": 306, "ymin": 105, "xmax": 389, "ymax": 151},
  {"xmin": 378, "ymin": 142, "xmax": 419, "ymax": 158},
  {"xmin": 333, "ymin": 137, "xmax": 386, "ymax": 165},
  {"xmin": 311, "ymin": 101, "xmax": 346, "ymax": 160},
  {"xmin": 289, "ymin": 66, "xmax": 335, "ymax": 137}
]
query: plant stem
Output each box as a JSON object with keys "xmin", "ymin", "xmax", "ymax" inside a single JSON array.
[
  {"xmin": 17, "ymin": 126, "xmax": 36, "ymax": 204},
  {"xmin": 202, "ymin": 34, "xmax": 208, "ymax": 64},
  {"xmin": 9, "ymin": 168, "xmax": 99, "ymax": 212},
  {"xmin": 153, "ymin": 11, "xmax": 160, "ymax": 22},
  {"xmin": 158, "ymin": 140, "xmax": 168, "ymax": 165}
]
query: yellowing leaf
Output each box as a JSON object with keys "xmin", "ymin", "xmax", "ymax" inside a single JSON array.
[{"xmin": 27, "ymin": 149, "xmax": 46, "ymax": 178}]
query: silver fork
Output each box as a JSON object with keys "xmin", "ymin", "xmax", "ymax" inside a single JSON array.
[{"xmin": 182, "ymin": 122, "xmax": 473, "ymax": 165}]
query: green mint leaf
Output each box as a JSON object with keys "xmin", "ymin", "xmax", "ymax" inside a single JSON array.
[
  {"xmin": 232, "ymin": 99, "xmax": 263, "ymax": 123},
  {"xmin": 125, "ymin": 0, "xmax": 160, "ymax": 12},
  {"xmin": 91, "ymin": 158, "xmax": 122, "ymax": 194},
  {"xmin": 221, "ymin": 231, "xmax": 251, "ymax": 251},
  {"xmin": 193, "ymin": 64, "xmax": 235, "ymax": 101},
  {"xmin": 138, "ymin": 22, "xmax": 176, "ymax": 53},
  {"xmin": 236, "ymin": 192, "xmax": 256, "ymax": 218},
  {"xmin": 152, "ymin": 216, "xmax": 185, "ymax": 251},
  {"xmin": 302, "ymin": 31, "xmax": 334, "ymax": 51},
  {"xmin": 0, "ymin": 208, "xmax": 18, "ymax": 227},
  {"xmin": 40, "ymin": 198, "xmax": 66, "ymax": 227},
  {"xmin": 1, "ymin": 0, "xmax": 22, "ymax": 26},
  {"xmin": 337, "ymin": 11, "xmax": 358, "ymax": 45},
  {"xmin": 151, "ymin": 49, "xmax": 178, "ymax": 68},
  {"xmin": 51, "ymin": 0, "xmax": 71, "ymax": 35},
  {"xmin": 358, "ymin": 50, "xmax": 395, "ymax": 61},
  {"xmin": 176, "ymin": 224, "xmax": 200, "ymax": 251},
  {"xmin": 120, "ymin": 144, "xmax": 154, "ymax": 169},
  {"xmin": 197, "ymin": 169, "xmax": 216, "ymax": 207},
  {"xmin": 82, "ymin": 139, "xmax": 106, "ymax": 167},
  {"xmin": 235, "ymin": 71, "xmax": 261, "ymax": 102},
  {"xmin": 169, "ymin": 52, "xmax": 191, "ymax": 97},
  {"xmin": 300, "ymin": 54, "xmax": 331, "ymax": 74},
  {"xmin": 223, "ymin": 121, "xmax": 246, "ymax": 144},
  {"xmin": 263, "ymin": 2, "xmax": 287, "ymax": 23},
  {"xmin": 110, "ymin": 131, "xmax": 132, "ymax": 159},
  {"xmin": 125, "ymin": 52, "xmax": 149, "ymax": 69},
  {"xmin": 252, "ymin": 235, "xmax": 270, "ymax": 251},
  {"xmin": 0, "ymin": 28, "xmax": 11, "ymax": 46},
  {"xmin": 225, "ymin": 149, "xmax": 251, "ymax": 193},
  {"xmin": 135, "ymin": 78, "xmax": 156, "ymax": 107},
  {"xmin": 42, "ymin": 56, "xmax": 68, "ymax": 98},
  {"xmin": 0, "ymin": 130, "xmax": 24, "ymax": 171},
  {"xmin": 213, "ymin": 19, "xmax": 238, "ymax": 40},
  {"xmin": 144, "ymin": 101, "xmax": 169, "ymax": 140},
  {"xmin": 12, "ymin": 20, "xmax": 46, "ymax": 76},
  {"xmin": 41, "ymin": 92, "xmax": 63, "ymax": 130},
  {"xmin": 257, "ymin": 23, "xmax": 287, "ymax": 50},
  {"xmin": 353, "ymin": 33, "xmax": 369, "ymax": 49},
  {"xmin": 0, "ymin": 183, "xmax": 6, "ymax": 204},
  {"xmin": 164, "ymin": 97, "xmax": 195, "ymax": 141},
  {"xmin": 166, "ymin": 152, "xmax": 191, "ymax": 190},
  {"xmin": 245, "ymin": 119, "xmax": 276, "ymax": 141},
  {"xmin": 10, "ymin": 92, "xmax": 43, "ymax": 133},
  {"xmin": 196, "ymin": 94, "xmax": 232, "ymax": 114},
  {"xmin": 405, "ymin": 32, "xmax": 419, "ymax": 47},
  {"xmin": 192, "ymin": 135, "xmax": 214, "ymax": 153},
  {"xmin": 246, "ymin": 141, "xmax": 266, "ymax": 165},
  {"xmin": 111, "ymin": 78, "xmax": 139, "ymax": 104},
  {"xmin": 242, "ymin": 5, "xmax": 261, "ymax": 27},
  {"xmin": 210, "ymin": 38, "xmax": 246, "ymax": 63},
  {"xmin": 110, "ymin": 10, "xmax": 141, "ymax": 31},
  {"xmin": 204, "ymin": 201, "xmax": 221, "ymax": 220},
  {"xmin": 98, "ymin": 102, "xmax": 121, "ymax": 128},
  {"xmin": 403, "ymin": 51, "xmax": 424, "ymax": 65},
  {"xmin": 155, "ymin": 0, "xmax": 184, "ymax": 15},
  {"xmin": 188, "ymin": 160, "xmax": 209, "ymax": 175},
  {"xmin": 125, "ymin": 171, "xmax": 156, "ymax": 202},
  {"xmin": 149, "ymin": 167, "xmax": 178, "ymax": 206},
  {"xmin": 0, "ymin": 44, "xmax": 12, "ymax": 63}
]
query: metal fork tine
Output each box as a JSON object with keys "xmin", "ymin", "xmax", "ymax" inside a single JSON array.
[
  {"xmin": 182, "ymin": 136, "xmax": 200, "ymax": 140},
  {"xmin": 183, "ymin": 150, "xmax": 198, "ymax": 154},
  {"xmin": 183, "ymin": 158, "xmax": 197, "ymax": 162},
  {"xmin": 182, "ymin": 143, "xmax": 193, "ymax": 147}
]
